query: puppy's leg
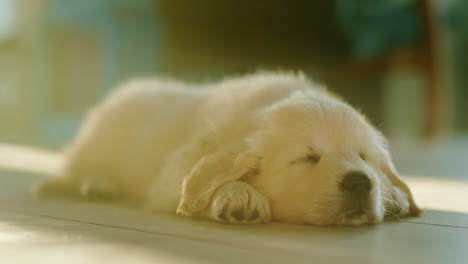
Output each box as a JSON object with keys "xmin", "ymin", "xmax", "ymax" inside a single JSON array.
[
  {"xmin": 34, "ymin": 173, "xmax": 81, "ymax": 199},
  {"xmin": 36, "ymin": 161, "xmax": 122, "ymax": 201},
  {"xmin": 206, "ymin": 181, "xmax": 271, "ymax": 224},
  {"xmin": 78, "ymin": 171, "xmax": 122, "ymax": 201}
]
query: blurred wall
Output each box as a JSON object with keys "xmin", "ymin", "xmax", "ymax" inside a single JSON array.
[
  {"xmin": 0, "ymin": 0, "xmax": 163, "ymax": 147},
  {"xmin": 0, "ymin": 0, "xmax": 466, "ymax": 148}
]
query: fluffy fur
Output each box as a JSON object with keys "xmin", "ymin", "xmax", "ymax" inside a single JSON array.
[{"xmin": 36, "ymin": 72, "xmax": 421, "ymax": 225}]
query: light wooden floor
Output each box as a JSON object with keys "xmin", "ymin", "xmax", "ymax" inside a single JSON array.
[{"xmin": 0, "ymin": 144, "xmax": 467, "ymax": 264}]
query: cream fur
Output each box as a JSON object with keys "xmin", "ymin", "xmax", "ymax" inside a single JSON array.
[{"xmin": 36, "ymin": 72, "xmax": 421, "ymax": 225}]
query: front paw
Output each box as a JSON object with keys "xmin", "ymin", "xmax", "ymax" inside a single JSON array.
[{"xmin": 209, "ymin": 181, "xmax": 271, "ymax": 224}]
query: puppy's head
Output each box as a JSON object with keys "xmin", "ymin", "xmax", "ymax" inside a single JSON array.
[{"xmin": 245, "ymin": 92, "xmax": 420, "ymax": 225}]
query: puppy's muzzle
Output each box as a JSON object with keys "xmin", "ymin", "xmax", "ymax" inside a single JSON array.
[
  {"xmin": 340, "ymin": 171, "xmax": 372, "ymax": 213},
  {"xmin": 341, "ymin": 171, "xmax": 372, "ymax": 195}
]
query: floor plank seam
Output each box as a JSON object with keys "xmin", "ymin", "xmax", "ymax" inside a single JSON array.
[
  {"xmin": 1, "ymin": 208, "xmax": 313, "ymax": 259},
  {"xmin": 401, "ymin": 221, "xmax": 468, "ymax": 229}
]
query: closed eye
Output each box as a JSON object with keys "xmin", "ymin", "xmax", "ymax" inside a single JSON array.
[
  {"xmin": 306, "ymin": 154, "xmax": 321, "ymax": 163},
  {"xmin": 359, "ymin": 153, "xmax": 367, "ymax": 161},
  {"xmin": 291, "ymin": 153, "xmax": 321, "ymax": 165}
]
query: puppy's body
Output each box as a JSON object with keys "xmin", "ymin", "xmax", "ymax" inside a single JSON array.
[{"xmin": 37, "ymin": 72, "xmax": 420, "ymax": 225}]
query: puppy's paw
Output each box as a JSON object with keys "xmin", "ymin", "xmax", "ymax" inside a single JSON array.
[
  {"xmin": 35, "ymin": 176, "xmax": 79, "ymax": 199},
  {"xmin": 209, "ymin": 181, "xmax": 270, "ymax": 224},
  {"xmin": 35, "ymin": 174, "xmax": 121, "ymax": 202},
  {"xmin": 79, "ymin": 176, "xmax": 122, "ymax": 201}
]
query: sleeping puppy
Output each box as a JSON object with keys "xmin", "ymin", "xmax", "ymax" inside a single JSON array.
[{"xmin": 36, "ymin": 72, "xmax": 421, "ymax": 225}]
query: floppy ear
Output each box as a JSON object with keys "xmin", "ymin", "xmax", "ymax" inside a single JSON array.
[
  {"xmin": 380, "ymin": 152, "xmax": 422, "ymax": 217},
  {"xmin": 176, "ymin": 146, "xmax": 260, "ymax": 216}
]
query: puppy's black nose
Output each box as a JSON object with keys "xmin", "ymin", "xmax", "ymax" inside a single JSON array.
[{"xmin": 341, "ymin": 171, "xmax": 371, "ymax": 195}]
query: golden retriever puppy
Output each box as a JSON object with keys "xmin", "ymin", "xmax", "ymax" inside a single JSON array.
[{"xmin": 36, "ymin": 72, "xmax": 421, "ymax": 225}]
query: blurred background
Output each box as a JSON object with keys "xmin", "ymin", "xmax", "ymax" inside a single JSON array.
[{"xmin": 0, "ymin": 0, "xmax": 467, "ymax": 179}]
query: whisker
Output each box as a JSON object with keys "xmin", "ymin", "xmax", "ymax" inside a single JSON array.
[
  {"xmin": 380, "ymin": 196, "xmax": 405, "ymax": 221},
  {"xmin": 382, "ymin": 196, "xmax": 406, "ymax": 213},
  {"xmin": 378, "ymin": 203, "xmax": 403, "ymax": 222}
]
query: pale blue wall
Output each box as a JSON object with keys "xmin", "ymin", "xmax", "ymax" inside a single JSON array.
[{"xmin": 27, "ymin": 0, "xmax": 163, "ymax": 147}]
